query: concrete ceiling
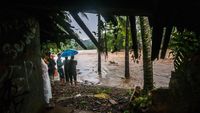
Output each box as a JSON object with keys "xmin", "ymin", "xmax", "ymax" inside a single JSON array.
[{"xmin": 2, "ymin": 0, "xmax": 200, "ymax": 30}]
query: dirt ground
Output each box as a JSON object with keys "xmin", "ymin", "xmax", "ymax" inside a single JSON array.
[
  {"xmin": 48, "ymin": 50, "xmax": 174, "ymax": 113},
  {"xmin": 51, "ymin": 82, "xmax": 130, "ymax": 113},
  {"xmin": 75, "ymin": 50, "xmax": 174, "ymax": 89}
]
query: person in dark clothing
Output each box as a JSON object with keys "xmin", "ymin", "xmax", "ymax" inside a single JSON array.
[
  {"xmin": 68, "ymin": 56, "xmax": 77, "ymax": 86},
  {"xmin": 47, "ymin": 54, "xmax": 56, "ymax": 81},
  {"xmin": 57, "ymin": 53, "xmax": 65, "ymax": 84},
  {"xmin": 44, "ymin": 52, "xmax": 56, "ymax": 81},
  {"xmin": 64, "ymin": 57, "xmax": 70, "ymax": 84}
]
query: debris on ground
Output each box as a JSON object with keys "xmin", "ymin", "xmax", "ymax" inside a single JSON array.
[{"xmin": 52, "ymin": 81, "xmax": 130, "ymax": 113}]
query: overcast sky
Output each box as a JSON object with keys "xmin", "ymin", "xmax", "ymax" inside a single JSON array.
[{"xmin": 70, "ymin": 13, "xmax": 98, "ymax": 40}]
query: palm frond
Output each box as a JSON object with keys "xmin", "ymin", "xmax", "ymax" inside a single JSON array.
[
  {"xmin": 170, "ymin": 28, "xmax": 200, "ymax": 72},
  {"xmin": 102, "ymin": 15, "xmax": 117, "ymax": 26}
]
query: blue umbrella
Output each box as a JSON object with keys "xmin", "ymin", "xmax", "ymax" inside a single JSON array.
[{"xmin": 61, "ymin": 49, "xmax": 78, "ymax": 57}]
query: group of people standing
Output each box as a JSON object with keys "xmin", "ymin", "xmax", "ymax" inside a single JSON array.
[
  {"xmin": 57, "ymin": 53, "xmax": 77, "ymax": 86},
  {"xmin": 41, "ymin": 52, "xmax": 77, "ymax": 108}
]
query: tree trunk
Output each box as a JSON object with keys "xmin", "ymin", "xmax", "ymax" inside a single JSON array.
[
  {"xmin": 104, "ymin": 23, "xmax": 108, "ymax": 61},
  {"xmin": 0, "ymin": 17, "xmax": 43, "ymax": 113},
  {"xmin": 125, "ymin": 16, "xmax": 130, "ymax": 79},
  {"xmin": 98, "ymin": 13, "xmax": 102, "ymax": 75},
  {"xmin": 139, "ymin": 16, "xmax": 153, "ymax": 93}
]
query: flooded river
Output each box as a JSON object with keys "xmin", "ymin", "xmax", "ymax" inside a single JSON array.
[{"xmin": 74, "ymin": 50, "xmax": 174, "ymax": 89}]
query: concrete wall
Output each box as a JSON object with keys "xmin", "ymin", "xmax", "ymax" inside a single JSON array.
[
  {"xmin": 168, "ymin": 54, "xmax": 200, "ymax": 113},
  {"xmin": 0, "ymin": 17, "xmax": 44, "ymax": 113}
]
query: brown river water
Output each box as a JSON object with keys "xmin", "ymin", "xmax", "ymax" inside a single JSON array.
[{"xmin": 70, "ymin": 50, "xmax": 174, "ymax": 89}]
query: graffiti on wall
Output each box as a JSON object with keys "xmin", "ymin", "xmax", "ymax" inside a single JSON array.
[
  {"xmin": 0, "ymin": 18, "xmax": 39, "ymax": 113},
  {"xmin": 0, "ymin": 60, "xmax": 35, "ymax": 113},
  {"xmin": 2, "ymin": 25, "xmax": 36, "ymax": 59}
]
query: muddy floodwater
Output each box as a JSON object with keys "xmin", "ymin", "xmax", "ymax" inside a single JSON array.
[{"xmin": 72, "ymin": 50, "xmax": 174, "ymax": 89}]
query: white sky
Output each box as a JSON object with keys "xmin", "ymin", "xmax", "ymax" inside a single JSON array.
[{"xmin": 70, "ymin": 13, "xmax": 98, "ymax": 40}]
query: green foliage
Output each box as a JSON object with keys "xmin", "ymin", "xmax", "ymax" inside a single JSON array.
[
  {"xmin": 79, "ymin": 100, "xmax": 88, "ymax": 108},
  {"xmin": 126, "ymin": 88, "xmax": 133, "ymax": 96},
  {"xmin": 41, "ymin": 39, "xmax": 79, "ymax": 54},
  {"xmin": 96, "ymin": 87, "xmax": 112, "ymax": 94},
  {"xmin": 131, "ymin": 95, "xmax": 152, "ymax": 109},
  {"xmin": 123, "ymin": 110, "xmax": 130, "ymax": 113},
  {"xmin": 169, "ymin": 28, "xmax": 200, "ymax": 71},
  {"xmin": 103, "ymin": 16, "xmax": 133, "ymax": 52},
  {"xmin": 105, "ymin": 28, "xmax": 119, "ymax": 52}
]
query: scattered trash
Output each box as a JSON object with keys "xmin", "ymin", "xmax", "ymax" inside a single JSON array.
[
  {"xmin": 109, "ymin": 99, "xmax": 118, "ymax": 105},
  {"xmin": 75, "ymin": 93, "xmax": 81, "ymax": 97},
  {"xmin": 94, "ymin": 93, "xmax": 110, "ymax": 99},
  {"xmin": 52, "ymin": 81, "xmax": 130, "ymax": 112}
]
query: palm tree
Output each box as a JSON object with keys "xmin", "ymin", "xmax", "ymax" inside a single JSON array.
[
  {"xmin": 139, "ymin": 16, "xmax": 153, "ymax": 93},
  {"xmin": 125, "ymin": 16, "xmax": 130, "ymax": 79},
  {"xmin": 104, "ymin": 23, "xmax": 108, "ymax": 61}
]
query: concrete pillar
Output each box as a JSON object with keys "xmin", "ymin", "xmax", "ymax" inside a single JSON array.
[{"xmin": 0, "ymin": 17, "xmax": 44, "ymax": 113}]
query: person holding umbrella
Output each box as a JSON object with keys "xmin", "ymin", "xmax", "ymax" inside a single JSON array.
[
  {"xmin": 64, "ymin": 56, "xmax": 70, "ymax": 84},
  {"xmin": 57, "ymin": 53, "xmax": 65, "ymax": 85},
  {"xmin": 61, "ymin": 49, "xmax": 78, "ymax": 86},
  {"xmin": 68, "ymin": 55, "xmax": 78, "ymax": 86}
]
